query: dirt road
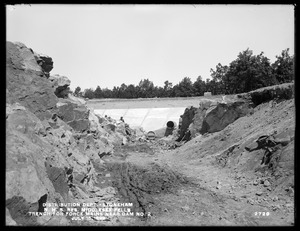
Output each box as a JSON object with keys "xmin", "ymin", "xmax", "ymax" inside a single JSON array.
[{"xmin": 121, "ymin": 149, "xmax": 293, "ymax": 226}]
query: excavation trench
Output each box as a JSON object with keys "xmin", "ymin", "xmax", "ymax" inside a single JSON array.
[
  {"xmin": 109, "ymin": 161, "xmax": 189, "ymax": 219},
  {"xmin": 93, "ymin": 154, "xmax": 190, "ymax": 220}
]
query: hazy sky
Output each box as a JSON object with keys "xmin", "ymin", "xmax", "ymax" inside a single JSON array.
[{"xmin": 6, "ymin": 4, "xmax": 294, "ymax": 91}]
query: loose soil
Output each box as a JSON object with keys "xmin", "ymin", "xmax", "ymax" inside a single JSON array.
[{"xmin": 88, "ymin": 98, "xmax": 295, "ymax": 226}]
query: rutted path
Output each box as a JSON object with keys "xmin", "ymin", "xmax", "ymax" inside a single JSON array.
[{"xmin": 103, "ymin": 145, "xmax": 293, "ymax": 226}]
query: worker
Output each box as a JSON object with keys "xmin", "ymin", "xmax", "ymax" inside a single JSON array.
[{"xmin": 178, "ymin": 115, "xmax": 183, "ymax": 129}]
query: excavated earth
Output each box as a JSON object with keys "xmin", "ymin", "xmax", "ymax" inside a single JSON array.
[
  {"xmin": 6, "ymin": 41, "xmax": 295, "ymax": 226},
  {"xmin": 101, "ymin": 94, "xmax": 294, "ymax": 226},
  {"xmin": 84, "ymin": 86, "xmax": 295, "ymax": 226}
]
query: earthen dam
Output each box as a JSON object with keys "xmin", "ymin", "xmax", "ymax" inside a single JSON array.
[{"xmin": 86, "ymin": 97, "xmax": 204, "ymax": 132}]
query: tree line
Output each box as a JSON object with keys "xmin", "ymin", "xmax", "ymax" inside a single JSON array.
[{"xmin": 73, "ymin": 48, "xmax": 294, "ymax": 99}]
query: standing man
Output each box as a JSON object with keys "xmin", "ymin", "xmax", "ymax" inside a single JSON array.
[{"xmin": 178, "ymin": 115, "xmax": 183, "ymax": 129}]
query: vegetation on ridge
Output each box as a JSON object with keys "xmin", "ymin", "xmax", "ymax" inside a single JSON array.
[{"xmin": 74, "ymin": 48, "xmax": 294, "ymax": 99}]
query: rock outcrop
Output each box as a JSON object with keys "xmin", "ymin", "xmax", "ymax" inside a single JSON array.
[
  {"xmin": 6, "ymin": 41, "xmax": 58, "ymax": 120},
  {"xmin": 56, "ymin": 98, "xmax": 90, "ymax": 132},
  {"xmin": 178, "ymin": 98, "xmax": 253, "ymax": 141},
  {"xmin": 200, "ymin": 101, "xmax": 253, "ymax": 134},
  {"xmin": 6, "ymin": 103, "xmax": 67, "ymax": 225},
  {"xmin": 178, "ymin": 83, "xmax": 294, "ymax": 142},
  {"xmin": 6, "ymin": 41, "xmax": 129, "ymax": 226},
  {"xmin": 176, "ymin": 106, "xmax": 199, "ymax": 141},
  {"xmin": 49, "ymin": 74, "xmax": 71, "ymax": 98},
  {"xmin": 33, "ymin": 52, "xmax": 54, "ymax": 77}
]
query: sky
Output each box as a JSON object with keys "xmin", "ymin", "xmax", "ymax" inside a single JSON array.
[{"xmin": 6, "ymin": 4, "xmax": 294, "ymax": 91}]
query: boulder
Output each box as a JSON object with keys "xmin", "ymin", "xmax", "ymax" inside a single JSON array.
[
  {"xmin": 88, "ymin": 110, "xmax": 101, "ymax": 133},
  {"xmin": 6, "ymin": 102, "xmax": 103, "ymax": 225},
  {"xmin": 179, "ymin": 99, "xmax": 253, "ymax": 141},
  {"xmin": 83, "ymin": 133, "xmax": 114, "ymax": 162},
  {"xmin": 6, "ymin": 208, "xmax": 17, "ymax": 226},
  {"xmin": 6, "ymin": 102, "xmax": 26, "ymax": 118},
  {"xmin": 6, "ymin": 41, "xmax": 58, "ymax": 120},
  {"xmin": 6, "ymin": 196, "xmax": 39, "ymax": 225},
  {"xmin": 56, "ymin": 98, "xmax": 90, "ymax": 132},
  {"xmin": 49, "ymin": 74, "xmax": 71, "ymax": 98},
  {"xmin": 8, "ymin": 42, "xmax": 44, "ymax": 74},
  {"xmin": 200, "ymin": 101, "xmax": 253, "ymax": 134},
  {"xmin": 104, "ymin": 123, "xmax": 116, "ymax": 132},
  {"xmin": 6, "ymin": 166, "xmax": 49, "ymax": 205},
  {"xmin": 177, "ymin": 106, "xmax": 199, "ymax": 141},
  {"xmin": 199, "ymin": 98, "xmax": 218, "ymax": 110},
  {"xmin": 177, "ymin": 99, "xmax": 221, "ymax": 141},
  {"xmin": 188, "ymin": 107, "xmax": 206, "ymax": 138},
  {"xmin": 6, "ymin": 106, "xmax": 65, "ymax": 225},
  {"xmin": 44, "ymin": 162, "xmax": 69, "ymax": 201},
  {"xmin": 33, "ymin": 52, "xmax": 54, "ymax": 77}
]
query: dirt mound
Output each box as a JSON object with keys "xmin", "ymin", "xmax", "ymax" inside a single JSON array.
[
  {"xmin": 155, "ymin": 96, "xmax": 294, "ymax": 225},
  {"xmin": 237, "ymin": 82, "xmax": 294, "ymax": 106}
]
